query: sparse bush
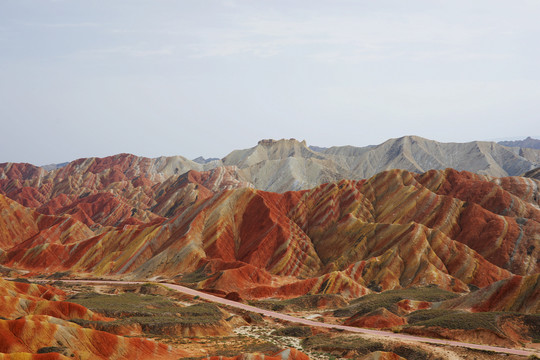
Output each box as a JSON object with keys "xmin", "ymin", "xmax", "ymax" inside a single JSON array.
[
  {"xmin": 68, "ymin": 292, "xmax": 223, "ymax": 325},
  {"xmin": 334, "ymin": 286, "xmax": 458, "ymax": 317},
  {"xmin": 302, "ymin": 334, "xmax": 438, "ymax": 360},
  {"xmin": 302, "ymin": 334, "xmax": 382, "ymax": 355},
  {"xmin": 272, "ymin": 326, "xmax": 312, "ymax": 337},
  {"xmin": 47, "ymin": 271, "xmax": 71, "ymax": 279},
  {"xmin": 12, "ymin": 278, "xmax": 31, "ymax": 284},
  {"xmin": 37, "ymin": 347, "xmax": 65, "ymax": 354},
  {"xmin": 249, "ymin": 294, "xmax": 347, "ymax": 312},
  {"xmin": 406, "ymin": 310, "xmax": 501, "ymax": 333}
]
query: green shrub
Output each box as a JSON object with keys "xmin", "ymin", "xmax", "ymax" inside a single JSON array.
[
  {"xmin": 272, "ymin": 326, "xmax": 312, "ymax": 337},
  {"xmin": 68, "ymin": 292, "xmax": 223, "ymax": 326},
  {"xmin": 406, "ymin": 310, "xmax": 501, "ymax": 333},
  {"xmin": 37, "ymin": 347, "xmax": 66, "ymax": 354},
  {"xmin": 301, "ymin": 334, "xmax": 438, "ymax": 360},
  {"xmin": 249, "ymin": 294, "xmax": 347, "ymax": 311},
  {"xmin": 334, "ymin": 286, "xmax": 458, "ymax": 317},
  {"xmin": 301, "ymin": 334, "xmax": 382, "ymax": 354}
]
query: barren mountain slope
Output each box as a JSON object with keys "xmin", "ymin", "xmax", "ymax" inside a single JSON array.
[
  {"xmin": 322, "ymin": 136, "xmax": 540, "ymax": 178},
  {"xmin": 221, "ymin": 136, "xmax": 540, "ymax": 190}
]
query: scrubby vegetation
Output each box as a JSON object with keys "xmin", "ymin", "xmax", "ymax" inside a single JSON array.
[
  {"xmin": 406, "ymin": 310, "xmax": 501, "ymax": 332},
  {"xmin": 302, "ymin": 333, "xmax": 382, "ymax": 353},
  {"xmin": 68, "ymin": 291, "xmax": 225, "ymax": 334},
  {"xmin": 272, "ymin": 326, "xmax": 312, "ymax": 337},
  {"xmin": 522, "ymin": 314, "xmax": 540, "ymax": 343},
  {"xmin": 406, "ymin": 310, "xmax": 540, "ymax": 343},
  {"xmin": 37, "ymin": 347, "xmax": 67, "ymax": 354},
  {"xmin": 179, "ymin": 266, "xmax": 212, "ymax": 284},
  {"xmin": 68, "ymin": 291, "xmax": 182, "ymax": 317},
  {"xmin": 301, "ymin": 334, "xmax": 434, "ymax": 360},
  {"xmin": 334, "ymin": 286, "xmax": 458, "ymax": 317},
  {"xmin": 46, "ymin": 271, "xmax": 72, "ymax": 279},
  {"xmin": 249, "ymin": 294, "xmax": 348, "ymax": 311}
]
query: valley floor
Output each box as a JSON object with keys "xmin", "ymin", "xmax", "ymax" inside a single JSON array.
[{"xmin": 50, "ymin": 279, "xmax": 540, "ymax": 360}]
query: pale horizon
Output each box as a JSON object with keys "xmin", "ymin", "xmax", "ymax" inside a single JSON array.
[{"xmin": 1, "ymin": 1, "xmax": 539, "ymax": 165}]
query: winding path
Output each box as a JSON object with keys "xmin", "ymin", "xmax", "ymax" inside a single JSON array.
[{"xmin": 59, "ymin": 279, "xmax": 538, "ymax": 357}]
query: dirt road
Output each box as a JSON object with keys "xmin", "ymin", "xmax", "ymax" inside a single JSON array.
[{"xmin": 57, "ymin": 279, "xmax": 538, "ymax": 357}]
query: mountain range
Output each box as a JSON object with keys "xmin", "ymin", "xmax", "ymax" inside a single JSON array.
[
  {"xmin": 1, "ymin": 144, "xmax": 538, "ymax": 302},
  {"xmin": 5, "ymin": 135, "xmax": 540, "ymax": 194}
]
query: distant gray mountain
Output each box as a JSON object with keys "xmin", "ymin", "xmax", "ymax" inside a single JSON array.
[
  {"xmin": 218, "ymin": 136, "xmax": 540, "ymax": 191},
  {"xmin": 308, "ymin": 145, "xmax": 328, "ymax": 152},
  {"xmin": 192, "ymin": 156, "xmax": 221, "ymax": 164},
  {"xmin": 321, "ymin": 135, "xmax": 540, "ymax": 179},
  {"xmin": 22, "ymin": 136, "xmax": 540, "ymax": 193},
  {"xmin": 498, "ymin": 137, "xmax": 540, "ymax": 150},
  {"xmin": 41, "ymin": 162, "xmax": 69, "ymax": 171}
]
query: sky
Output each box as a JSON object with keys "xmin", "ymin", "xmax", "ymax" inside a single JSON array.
[{"xmin": 1, "ymin": 0, "xmax": 539, "ymax": 165}]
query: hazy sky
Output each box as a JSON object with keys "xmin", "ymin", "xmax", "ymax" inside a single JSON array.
[{"xmin": 1, "ymin": 0, "xmax": 539, "ymax": 164}]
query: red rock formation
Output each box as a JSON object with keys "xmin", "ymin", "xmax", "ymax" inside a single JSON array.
[
  {"xmin": 0, "ymin": 278, "xmax": 107, "ymax": 322},
  {"xmin": 0, "ymin": 159, "xmax": 251, "ymax": 228},
  {"xmin": 394, "ymin": 299, "xmax": 431, "ymax": 316},
  {"xmin": 1, "ymin": 167, "xmax": 539, "ymax": 299},
  {"xmin": 0, "ymin": 278, "xmax": 185, "ymax": 360},
  {"xmin": 0, "ymin": 315, "xmax": 182, "ymax": 360},
  {"xmin": 344, "ymin": 308, "xmax": 406, "ymax": 329},
  {"xmin": 0, "ymin": 278, "xmax": 65, "ymax": 301}
]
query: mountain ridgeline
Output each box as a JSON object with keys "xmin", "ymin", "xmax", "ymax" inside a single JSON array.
[{"xmin": 4, "ymin": 136, "xmax": 540, "ymax": 194}]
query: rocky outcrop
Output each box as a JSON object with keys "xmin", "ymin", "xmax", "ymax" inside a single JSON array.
[{"xmin": 394, "ymin": 299, "xmax": 431, "ymax": 316}]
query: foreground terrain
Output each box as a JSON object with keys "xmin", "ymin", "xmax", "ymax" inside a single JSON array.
[{"xmin": 1, "ymin": 278, "xmax": 538, "ymax": 359}]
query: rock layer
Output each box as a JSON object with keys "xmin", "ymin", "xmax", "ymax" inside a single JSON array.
[
  {"xmin": 1, "ymin": 167, "xmax": 538, "ymax": 300},
  {"xmin": 0, "ymin": 278, "xmax": 184, "ymax": 360}
]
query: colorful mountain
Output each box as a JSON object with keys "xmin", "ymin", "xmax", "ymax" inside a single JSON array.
[
  {"xmin": 1, "ymin": 165, "xmax": 538, "ymax": 300},
  {"xmin": 0, "ymin": 278, "xmax": 185, "ymax": 360},
  {"xmin": 3, "ymin": 136, "xmax": 540, "ymax": 196}
]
